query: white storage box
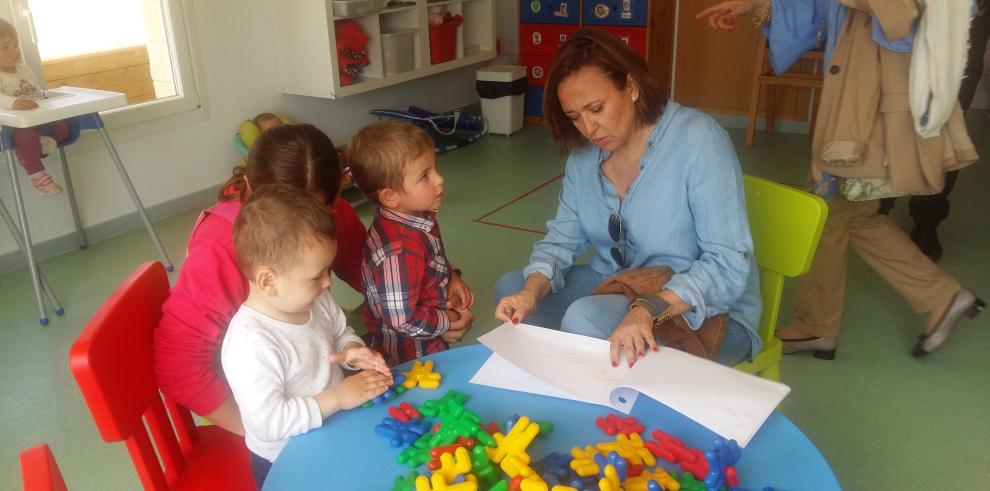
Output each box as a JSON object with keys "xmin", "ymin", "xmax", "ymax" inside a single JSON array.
[
  {"xmin": 476, "ymin": 65, "xmax": 527, "ymax": 136},
  {"xmin": 381, "ymin": 29, "xmax": 417, "ymax": 76},
  {"xmin": 331, "ymin": 0, "xmax": 389, "ymax": 18}
]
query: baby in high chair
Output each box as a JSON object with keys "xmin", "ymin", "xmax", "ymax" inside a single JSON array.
[{"xmin": 0, "ymin": 18, "xmax": 70, "ymax": 196}]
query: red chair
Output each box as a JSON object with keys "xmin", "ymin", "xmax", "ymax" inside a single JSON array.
[
  {"xmin": 69, "ymin": 261, "xmax": 255, "ymax": 490},
  {"xmin": 19, "ymin": 444, "xmax": 68, "ymax": 491}
]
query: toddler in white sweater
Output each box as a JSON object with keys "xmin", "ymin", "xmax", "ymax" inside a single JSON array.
[{"xmin": 221, "ymin": 184, "xmax": 392, "ymax": 488}]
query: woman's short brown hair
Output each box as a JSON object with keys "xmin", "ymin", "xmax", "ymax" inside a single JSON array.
[
  {"xmin": 219, "ymin": 123, "xmax": 342, "ymax": 204},
  {"xmin": 543, "ymin": 28, "xmax": 665, "ymax": 154},
  {"xmin": 347, "ymin": 121, "xmax": 433, "ymax": 205}
]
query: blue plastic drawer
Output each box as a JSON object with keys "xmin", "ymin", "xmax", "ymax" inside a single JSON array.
[
  {"xmin": 520, "ymin": 0, "xmax": 580, "ymax": 25},
  {"xmin": 524, "ymin": 86, "xmax": 545, "ymax": 117},
  {"xmin": 582, "ymin": 0, "xmax": 649, "ymax": 26}
]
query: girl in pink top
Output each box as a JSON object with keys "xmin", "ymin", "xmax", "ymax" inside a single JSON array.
[{"xmin": 153, "ymin": 124, "xmax": 366, "ymax": 435}]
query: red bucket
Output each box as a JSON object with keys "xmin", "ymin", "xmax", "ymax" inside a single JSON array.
[{"xmin": 429, "ymin": 16, "xmax": 462, "ymax": 64}]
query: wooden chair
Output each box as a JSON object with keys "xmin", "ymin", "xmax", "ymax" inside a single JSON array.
[
  {"xmin": 734, "ymin": 176, "xmax": 827, "ymax": 380},
  {"xmin": 69, "ymin": 261, "xmax": 255, "ymax": 490},
  {"xmin": 19, "ymin": 444, "xmax": 68, "ymax": 491},
  {"xmin": 746, "ymin": 38, "xmax": 824, "ymax": 147}
]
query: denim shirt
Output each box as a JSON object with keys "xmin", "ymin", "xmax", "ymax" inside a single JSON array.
[
  {"xmin": 523, "ymin": 101, "xmax": 763, "ymax": 356},
  {"xmin": 763, "ymin": 0, "xmax": 918, "ymax": 75}
]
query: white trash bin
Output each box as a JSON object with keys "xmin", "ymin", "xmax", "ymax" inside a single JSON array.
[{"xmin": 476, "ymin": 65, "xmax": 527, "ymax": 136}]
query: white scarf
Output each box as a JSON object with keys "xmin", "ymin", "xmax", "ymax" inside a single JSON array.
[{"xmin": 909, "ymin": 0, "xmax": 974, "ymax": 138}]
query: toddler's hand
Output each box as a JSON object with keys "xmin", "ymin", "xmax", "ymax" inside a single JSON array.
[
  {"xmin": 333, "ymin": 369, "xmax": 391, "ymax": 410},
  {"xmin": 447, "ymin": 274, "xmax": 475, "ymax": 310},
  {"xmin": 12, "ymin": 98, "xmax": 38, "ymax": 110},
  {"xmin": 329, "ymin": 346, "xmax": 392, "ymax": 381},
  {"xmin": 442, "ymin": 308, "xmax": 473, "ymax": 343}
]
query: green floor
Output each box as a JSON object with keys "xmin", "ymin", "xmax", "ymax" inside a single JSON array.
[{"xmin": 2, "ymin": 114, "xmax": 988, "ymax": 490}]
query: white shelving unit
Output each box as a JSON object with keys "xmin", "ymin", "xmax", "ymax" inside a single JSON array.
[{"xmin": 270, "ymin": 0, "xmax": 496, "ymax": 99}]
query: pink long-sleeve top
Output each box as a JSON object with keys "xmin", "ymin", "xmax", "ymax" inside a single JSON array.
[{"xmin": 152, "ymin": 197, "xmax": 366, "ymax": 416}]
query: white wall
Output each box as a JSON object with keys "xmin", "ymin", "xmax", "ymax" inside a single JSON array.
[
  {"xmin": 0, "ymin": 0, "xmax": 514, "ymax": 258},
  {"xmin": 495, "ymin": 0, "xmax": 519, "ymax": 64}
]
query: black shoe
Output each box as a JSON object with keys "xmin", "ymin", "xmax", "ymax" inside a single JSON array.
[
  {"xmin": 911, "ymin": 224, "xmax": 943, "ymax": 263},
  {"xmin": 780, "ymin": 335, "xmax": 838, "ymax": 360},
  {"xmin": 913, "ymin": 288, "xmax": 985, "ymax": 357}
]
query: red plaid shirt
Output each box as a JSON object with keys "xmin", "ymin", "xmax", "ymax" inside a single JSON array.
[{"xmin": 361, "ymin": 208, "xmax": 451, "ymax": 365}]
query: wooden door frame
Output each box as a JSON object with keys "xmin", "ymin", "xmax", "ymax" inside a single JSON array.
[{"xmin": 647, "ymin": 0, "xmax": 677, "ymax": 100}]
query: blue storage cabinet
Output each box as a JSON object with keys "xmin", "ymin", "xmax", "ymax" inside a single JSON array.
[
  {"xmin": 524, "ymin": 86, "xmax": 545, "ymax": 117},
  {"xmin": 582, "ymin": 0, "xmax": 648, "ymax": 27},
  {"xmin": 519, "ymin": 0, "xmax": 581, "ymax": 25},
  {"xmin": 520, "ymin": 1, "xmax": 649, "ymax": 120}
]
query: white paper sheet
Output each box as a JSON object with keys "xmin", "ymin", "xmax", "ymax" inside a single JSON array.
[
  {"xmin": 475, "ymin": 323, "xmax": 791, "ymax": 447},
  {"xmin": 469, "ymin": 352, "xmax": 595, "ymax": 403},
  {"xmin": 477, "ymin": 320, "xmax": 638, "ymax": 412}
]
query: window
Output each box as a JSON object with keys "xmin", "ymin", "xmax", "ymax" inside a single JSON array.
[{"xmin": 8, "ymin": 0, "xmax": 200, "ymax": 126}]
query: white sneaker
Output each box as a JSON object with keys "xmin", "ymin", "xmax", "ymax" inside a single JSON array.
[{"xmin": 39, "ymin": 136, "xmax": 57, "ymax": 157}]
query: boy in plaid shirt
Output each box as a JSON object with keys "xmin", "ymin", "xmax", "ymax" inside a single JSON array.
[{"xmin": 348, "ymin": 121, "xmax": 475, "ymax": 365}]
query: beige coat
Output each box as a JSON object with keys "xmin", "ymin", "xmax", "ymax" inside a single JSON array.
[{"xmin": 812, "ymin": 0, "xmax": 978, "ymax": 195}]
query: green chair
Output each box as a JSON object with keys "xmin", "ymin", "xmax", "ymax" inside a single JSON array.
[{"xmin": 734, "ymin": 175, "xmax": 827, "ymax": 381}]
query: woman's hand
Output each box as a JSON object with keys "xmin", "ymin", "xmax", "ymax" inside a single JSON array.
[
  {"xmin": 494, "ymin": 290, "xmax": 539, "ymax": 324},
  {"xmin": 695, "ymin": 0, "xmax": 765, "ymax": 31},
  {"xmin": 330, "ymin": 344, "xmax": 392, "ymax": 382},
  {"xmin": 446, "ymin": 273, "xmax": 475, "ymax": 310},
  {"xmin": 608, "ymin": 307, "xmax": 659, "ymax": 367}
]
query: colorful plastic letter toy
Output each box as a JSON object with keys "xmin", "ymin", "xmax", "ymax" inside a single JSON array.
[
  {"xmin": 376, "ymin": 417, "xmax": 433, "ymax": 448},
  {"xmin": 593, "ymin": 451, "xmax": 627, "ymax": 481},
  {"xmin": 675, "ymin": 471, "xmax": 707, "ymax": 491},
  {"xmin": 623, "ymin": 467, "xmax": 679, "ymax": 491},
  {"xmin": 393, "ymin": 471, "xmax": 422, "ymax": 491},
  {"xmin": 433, "ymin": 446, "xmax": 474, "ymax": 484},
  {"xmin": 596, "ymin": 433, "xmax": 656, "ymax": 467},
  {"xmin": 398, "ymin": 445, "xmax": 433, "ymax": 468},
  {"xmin": 569, "ymin": 446, "xmax": 600, "ymax": 477},
  {"xmin": 595, "ymin": 414, "xmax": 645, "ymax": 437},
  {"xmin": 704, "ymin": 438, "xmax": 742, "ymax": 491},
  {"xmin": 414, "ymin": 472, "xmax": 477, "ymax": 491},
  {"xmin": 469, "ymin": 445, "xmax": 502, "ymax": 489},
  {"xmin": 488, "ymin": 416, "xmax": 541, "ymax": 464},
  {"xmin": 389, "ymin": 402, "xmax": 423, "ymax": 422},
  {"xmin": 644, "ymin": 429, "xmax": 686, "ymax": 463},
  {"xmin": 724, "ymin": 466, "xmax": 740, "ymax": 488},
  {"xmin": 597, "ymin": 464, "xmax": 623, "ymax": 491},
  {"xmin": 403, "ymin": 360, "xmax": 442, "ymax": 389}
]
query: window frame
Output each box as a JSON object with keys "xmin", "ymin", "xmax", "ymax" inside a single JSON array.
[{"xmin": 11, "ymin": 0, "xmax": 205, "ymax": 131}]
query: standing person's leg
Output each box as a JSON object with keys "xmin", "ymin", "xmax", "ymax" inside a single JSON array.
[
  {"xmin": 907, "ymin": 9, "xmax": 990, "ymax": 261},
  {"xmin": 493, "ymin": 265, "xmax": 606, "ymax": 330},
  {"xmin": 845, "ymin": 199, "xmax": 983, "ymax": 355},
  {"xmin": 958, "ymin": 8, "xmax": 990, "ymax": 111},
  {"xmin": 778, "ymin": 197, "xmax": 857, "ymax": 358},
  {"xmin": 906, "ymin": 170, "xmax": 957, "ymax": 262}
]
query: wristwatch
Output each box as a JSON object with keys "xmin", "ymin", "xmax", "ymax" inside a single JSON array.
[{"xmin": 629, "ymin": 295, "xmax": 673, "ymax": 328}]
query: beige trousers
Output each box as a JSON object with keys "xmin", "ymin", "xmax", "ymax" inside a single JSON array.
[{"xmin": 790, "ymin": 197, "xmax": 961, "ymax": 338}]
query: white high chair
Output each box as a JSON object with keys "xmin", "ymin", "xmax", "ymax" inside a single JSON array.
[{"xmin": 1, "ymin": 87, "xmax": 173, "ymax": 325}]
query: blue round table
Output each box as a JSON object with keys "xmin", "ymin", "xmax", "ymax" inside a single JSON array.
[{"xmin": 264, "ymin": 344, "xmax": 840, "ymax": 490}]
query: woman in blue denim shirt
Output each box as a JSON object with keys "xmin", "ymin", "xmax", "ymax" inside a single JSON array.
[{"xmin": 494, "ymin": 29, "xmax": 762, "ymax": 367}]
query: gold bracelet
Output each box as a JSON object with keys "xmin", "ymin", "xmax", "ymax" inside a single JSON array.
[
  {"xmin": 753, "ymin": 0, "xmax": 772, "ymax": 28},
  {"xmin": 629, "ymin": 298, "xmax": 673, "ymax": 327}
]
